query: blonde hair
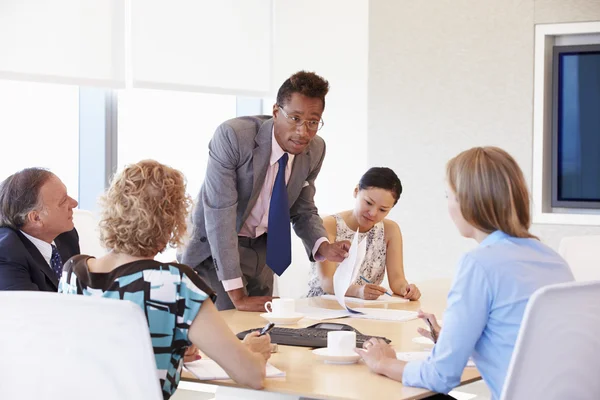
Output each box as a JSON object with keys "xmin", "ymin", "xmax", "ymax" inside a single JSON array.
[
  {"xmin": 446, "ymin": 146, "xmax": 537, "ymax": 239},
  {"xmin": 99, "ymin": 160, "xmax": 192, "ymax": 257}
]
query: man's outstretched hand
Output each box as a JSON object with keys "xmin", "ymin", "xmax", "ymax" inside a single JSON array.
[{"xmin": 318, "ymin": 240, "xmax": 351, "ymax": 262}]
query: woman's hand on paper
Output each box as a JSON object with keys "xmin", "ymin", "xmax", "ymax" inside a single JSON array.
[
  {"xmin": 357, "ymin": 283, "xmax": 388, "ymax": 300},
  {"xmin": 183, "ymin": 345, "xmax": 201, "ymax": 363},
  {"xmin": 399, "ymin": 283, "xmax": 421, "ymax": 300},
  {"xmin": 355, "ymin": 338, "xmax": 398, "ymax": 375},
  {"xmin": 243, "ymin": 331, "xmax": 272, "ymax": 361},
  {"xmin": 417, "ymin": 309, "xmax": 441, "ymax": 341}
]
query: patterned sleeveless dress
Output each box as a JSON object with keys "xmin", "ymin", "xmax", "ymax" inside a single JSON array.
[
  {"xmin": 307, "ymin": 214, "xmax": 387, "ymax": 297},
  {"xmin": 59, "ymin": 255, "xmax": 216, "ymax": 400}
]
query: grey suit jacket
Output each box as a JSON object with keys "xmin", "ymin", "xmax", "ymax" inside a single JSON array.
[{"xmin": 181, "ymin": 115, "xmax": 328, "ymax": 281}]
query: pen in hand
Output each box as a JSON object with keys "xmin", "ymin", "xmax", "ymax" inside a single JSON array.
[
  {"xmin": 259, "ymin": 322, "xmax": 275, "ymax": 336},
  {"xmin": 425, "ymin": 317, "xmax": 438, "ymax": 343},
  {"xmin": 359, "ymin": 275, "xmax": 393, "ymax": 297}
]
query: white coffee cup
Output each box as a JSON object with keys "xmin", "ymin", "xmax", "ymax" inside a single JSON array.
[
  {"xmin": 264, "ymin": 298, "xmax": 295, "ymax": 316},
  {"xmin": 327, "ymin": 331, "xmax": 356, "ymax": 356}
]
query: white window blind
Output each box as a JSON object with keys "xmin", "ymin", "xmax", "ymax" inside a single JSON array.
[
  {"xmin": 0, "ymin": 0, "xmax": 125, "ymax": 87},
  {"xmin": 131, "ymin": 0, "xmax": 272, "ymax": 96}
]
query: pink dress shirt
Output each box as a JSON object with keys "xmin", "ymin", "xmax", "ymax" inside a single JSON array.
[{"xmin": 222, "ymin": 130, "xmax": 327, "ymax": 291}]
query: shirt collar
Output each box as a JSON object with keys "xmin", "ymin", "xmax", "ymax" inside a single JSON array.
[
  {"xmin": 20, "ymin": 230, "xmax": 54, "ymax": 266},
  {"xmin": 479, "ymin": 230, "xmax": 509, "ymax": 247},
  {"xmin": 270, "ymin": 127, "xmax": 294, "ymax": 166}
]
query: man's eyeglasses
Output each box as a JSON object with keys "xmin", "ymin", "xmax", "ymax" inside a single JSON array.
[{"xmin": 277, "ymin": 105, "xmax": 324, "ymax": 132}]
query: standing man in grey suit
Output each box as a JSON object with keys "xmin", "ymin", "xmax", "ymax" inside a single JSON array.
[{"xmin": 182, "ymin": 71, "xmax": 350, "ymax": 311}]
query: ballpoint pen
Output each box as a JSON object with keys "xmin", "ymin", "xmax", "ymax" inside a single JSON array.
[
  {"xmin": 359, "ymin": 275, "xmax": 393, "ymax": 296},
  {"xmin": 425, "ymin": 317, "xmax": 438, "ymax": 343},
  {"xmin": 259, "ymin": 322, "xmax": 275, "ymax": 336}
]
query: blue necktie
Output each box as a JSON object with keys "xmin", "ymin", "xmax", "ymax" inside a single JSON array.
[
  {"xmin": 266, "ymin": 153, "xmax": 292, "ymax": 276},
  {"xmin": 50, "ymin": 244, "xmax": 63, "ymax": 280}
]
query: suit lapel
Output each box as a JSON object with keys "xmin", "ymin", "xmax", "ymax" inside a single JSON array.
[
  {"xmin": 287, "ymin": 148, "xmax": 311, "ymax": 207},
  {"xmin": 54, "ymin": 234, "xmax": 72, "ymax": 265},
  {"xmin": 18, "ymin": 232, "xmax": 59, "ymax": 289},
  {"xmin": 242, "ymin": 119, "xmax": 273, "ymax": 224}
]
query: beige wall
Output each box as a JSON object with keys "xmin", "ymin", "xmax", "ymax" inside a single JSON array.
[
  {"xmin": 368, "ymin": 0, "xmax": 600, "ymax": 282},
  {"xmin": 273, "ymin": 0, "xmax": 369, "ymax": 298}
]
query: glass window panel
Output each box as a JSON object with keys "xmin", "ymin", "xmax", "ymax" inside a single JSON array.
[
  {"xmin": 0, "ymin": 80, "xmax": 79, "ymax": 200},
  {"xmin": 117, "ymin": 88, "xmax": 237, "ymax": 261}
]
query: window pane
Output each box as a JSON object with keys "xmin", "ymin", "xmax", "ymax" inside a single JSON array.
[
  {"xmin": 117, "ymin": 88, "xmax": 237, "ymax": 260},
  {"xmin": 0, "ymin": 80, "xmax": 79, "ymax": 199}
]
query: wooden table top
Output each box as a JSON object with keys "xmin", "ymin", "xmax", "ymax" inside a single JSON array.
[{"xmin": 182, "ymin": 279, "xmax": 481, "ymax": 400}]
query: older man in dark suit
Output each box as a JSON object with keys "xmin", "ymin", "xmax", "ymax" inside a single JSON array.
[
  {"xmin": 182, "ymin": 71, "xmax": 350, "ymax": 311},
  {"xmin": 0, "ymin": 168, "xmax": 80, "ymax": 291}
]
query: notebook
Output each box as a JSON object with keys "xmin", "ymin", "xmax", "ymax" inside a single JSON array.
[{"xmin": 184, "ymin": 359, "xmax": 286, "ymax": 380}]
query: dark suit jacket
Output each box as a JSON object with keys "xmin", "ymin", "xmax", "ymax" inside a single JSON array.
[{"xmin": 0, "ymin": 227, "xmax": 80, "ymax": 291}]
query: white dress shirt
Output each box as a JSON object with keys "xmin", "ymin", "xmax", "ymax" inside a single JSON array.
[
  {"xmin": 222, "ymin": 129, "xmax": 327, "ymax": 291},
  {"xmin": 20, "ymin": 230, "xmax": 54, "ymax": 268}
]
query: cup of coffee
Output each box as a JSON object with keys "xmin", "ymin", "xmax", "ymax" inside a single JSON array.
[
  {"xmin": 264, "ymin": 298, "xmax": 295, "ymax": 316},
  {"xmin": 327, "ymin": 331, "xmax": 356, "ymax": 356}
]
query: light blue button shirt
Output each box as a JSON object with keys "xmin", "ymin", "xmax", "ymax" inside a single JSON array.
[{"xmin": 402, "ymin": 231, "xmax": 574, "ymax": 399}]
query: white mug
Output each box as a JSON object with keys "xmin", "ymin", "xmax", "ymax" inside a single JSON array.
[
  {"xmin": 264, "ymin": 298, "xmax": 295, "ymax": 316},
  {"xmin": 327, "ymin": 331, "xmax": 356, "ymax": 356}
]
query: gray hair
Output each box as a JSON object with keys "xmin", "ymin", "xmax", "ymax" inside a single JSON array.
[{"xmin": 0, "ymin": 168, "xmax": 54, "ymax": 229}]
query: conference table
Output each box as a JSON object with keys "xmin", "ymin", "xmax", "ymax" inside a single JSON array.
[{"xmin": 182, "ymin": 279, "xmax": 481, "ymax": 400}]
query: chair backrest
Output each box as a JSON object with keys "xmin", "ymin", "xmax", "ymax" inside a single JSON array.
[
  {"xmin": 558, "ymin": 235, "xmax": 600, "ymax": 281},
  {"xmin": 73, "ymin": 208, "xmax": 106, "ymax": 258},
  {"xmin": 500, "ymin": 280, "xmax": 600, "ymax": 400},
  {"xmin": 0, "ymin": 292, "xmax": 162, "ymax": 400}
]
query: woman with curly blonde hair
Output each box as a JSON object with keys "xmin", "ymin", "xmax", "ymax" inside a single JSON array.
[
  {"xmin": 356, "ymin": 147, "xmax": 573, "ymax": 400},
  {"xmin": 59, "ymin": 160, "xmax": 271, "ymax": 399}
]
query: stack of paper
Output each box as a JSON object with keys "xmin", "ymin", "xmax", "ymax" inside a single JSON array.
[
  {"xmin": 296, "ymin": 306, "xmax": 351, "ymax": 321},
  {"xmin": 184, "ymin": 359, "xmax": 286, "ymax": 380},
  {"xmin": 320, "ymin": 294, "xmax": 409, "ymax": 305},
  {"xmin": 307, "ymin": 229, "xmax": 418, "ymax": 322},
  {"xmin": 297, "ymin": 306, "xmax": 418, "ymax": 322},
  {"xmin": 351, "ymin": 308, "xmax": 417, "ymax": 322}
]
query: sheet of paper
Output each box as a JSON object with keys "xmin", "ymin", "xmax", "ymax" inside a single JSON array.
[
  {"xmin": 320, "ymin": 294, "xmax": 409, "ymax": 304},
  {"xmin": 396, "ymin": 351, "xmax": 476, "ymax": 367},
  {"xmin": 332, "ymin": 229, "xmax": 367, "ymax": 313},
  {"xmin": 184, "ymin": 359, "xmax": 286, "ymax": 380},
  {"xmin": 296, "ymin": 305, "xmax": 351, "ymax": 321},
  {"xmin": 350, "ymin": 308, "xmax": 418, "ymax": 322}
]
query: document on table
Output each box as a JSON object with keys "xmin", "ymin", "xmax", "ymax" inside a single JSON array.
[
  {"xmin": 297, "ymin": 306, "xmax": 351, "ymax": 321},
  {"xmin": 320, "ymin": 294, "xmax": 409, "ymax": 304},
  {"xmin": 351, "ymin": 308, "xmax": 418, "ymax": 322},
  {"xmin": 298, "ymin": 306, "xmax": 417, "ymax": 322},
  {"xmin": 184, "ymin": 359, "xmax": 286, "ymax": 380},
  {"xmin": 396, "ymin": 351, "xmax": 476, "ymax": 367},
  {"xmin": 332, "ymin": 228, "xmax": 367, "ymax": 314},
  {"xmin": 303, "ymin": 230, "xmax": 416, "ymax": 322}
]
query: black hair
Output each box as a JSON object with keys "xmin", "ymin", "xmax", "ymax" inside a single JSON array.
[
  {"xmin": 358, "ymin": 167, "xmax": 402, "ymax": 204},
  {"xmin": 276, "ymin": 71, "xmax": 329, "ymax": 110}
]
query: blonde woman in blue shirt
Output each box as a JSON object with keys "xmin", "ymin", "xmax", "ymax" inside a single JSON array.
[{"xmin": 356, "ymin": 147, "xmax": 574, "ymax": 400}]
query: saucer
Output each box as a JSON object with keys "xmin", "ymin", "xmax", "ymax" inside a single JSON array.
[
  {"xmin": 312, "ymin": 348, "xmax": 360, "ymax": 364},
  {"xmin": 260, "ymin": 312, "xmax": 304, "ymax": 325}
]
